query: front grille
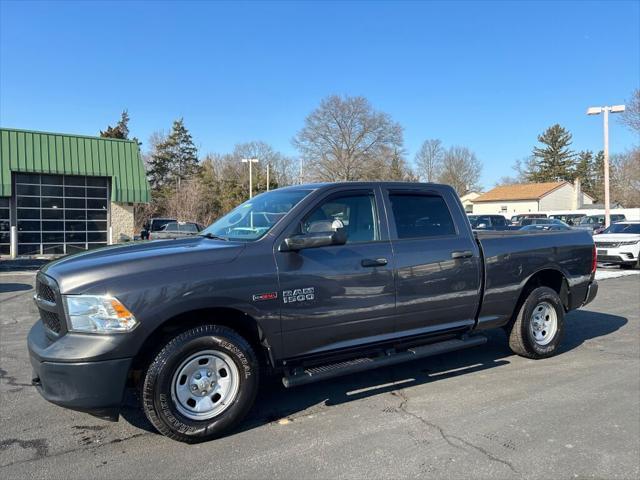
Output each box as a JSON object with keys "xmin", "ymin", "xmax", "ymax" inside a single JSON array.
[
  {"xmin": 39, "ymin": 309, "xmax": 62, "ymax": 334},
  {"xmin": 36, "ymin": 281, "xmax": 56, "ymax": 303},
  {"xmin": 35, "ymin": 275, "xmax": 64, "ymax": 336},
  {"xmin": 595, "ymin": 242, "xmax": 620, "ymax": 248}
]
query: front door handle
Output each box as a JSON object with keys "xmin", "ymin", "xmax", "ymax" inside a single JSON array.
[
  {"xmin": 451, "ymin": 250, "xmax": 473, "ymax": 259},
  {"xmin": 361, "ymin": 258, "xmax": 388, "ymax": 268}
]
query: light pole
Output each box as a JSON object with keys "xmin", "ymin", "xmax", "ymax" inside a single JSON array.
[
  {"xmin": 241, "ymin": 158, "xmax": 259, "ymax": 198},
  {"xmin": 586, "ymin": 104, "xmax": 625, "ymax": 228},
  {"xmin": 266, "ymin": 163, "xmax": 270, "ymax": 191}
]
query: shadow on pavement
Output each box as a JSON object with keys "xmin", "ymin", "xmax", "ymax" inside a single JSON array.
[
  {"xmin": 120, "ymin": 309, "xmax": 628, "ymax": 438},
  {"xmin": 0, "ymin": 283, "xmax": 33, "ymax": 293}
]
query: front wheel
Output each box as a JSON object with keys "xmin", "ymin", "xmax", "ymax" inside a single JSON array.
[
  {"xmin": 142, "ymin": 325, "xmax": 259, "ymax": 443},
  {"xmin": 508, "ymin": 286, "xmax": 565, "ymax": 359}
]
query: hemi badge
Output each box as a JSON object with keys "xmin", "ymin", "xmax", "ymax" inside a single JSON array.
[{"xmin": 252, "ymin": 292, "xmax": 278, "ymax": 302}]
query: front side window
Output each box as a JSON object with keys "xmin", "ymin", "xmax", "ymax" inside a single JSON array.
[
  {"xmin": 301, "ymin": 192, "xmax": 379, "ymax": 244},
  {"xmin": 201, "ymin": 189, "xmax": 311, "ymax": 241},
  {"xmin": 389, "ymin": 194, "xmax": 456, "ymax": 239}
]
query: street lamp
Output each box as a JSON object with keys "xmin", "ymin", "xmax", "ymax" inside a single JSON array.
[
  {"xmin": 241, "ymin": 158, "xmax": 259, "ymax": 198},
  {"xmin": 586, "ymin": 104, "xmax": 625, "ymax": 228}
]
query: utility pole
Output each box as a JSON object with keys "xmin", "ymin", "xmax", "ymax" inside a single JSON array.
[
  {"xmin": 241, "ymin": 158, "xmax": 259, "ymax": 199},
  {"xmin": 586, "ymin": 105, "xmax": 625, "ymax": 228}
]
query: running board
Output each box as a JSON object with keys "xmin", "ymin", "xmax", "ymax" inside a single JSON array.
[{"xmin": 282, "ymin": 335, "xmax": 488, "ymax": 388}]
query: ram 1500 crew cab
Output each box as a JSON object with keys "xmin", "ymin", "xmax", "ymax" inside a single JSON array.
[{"xmin": 28, "ymin": 182, "xmax": 598, "ymax": 442}]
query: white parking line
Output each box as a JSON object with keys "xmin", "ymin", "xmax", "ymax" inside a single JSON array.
[{"xmin": 595, "ymin": 268, "xmax": 640, "ymax": 280}]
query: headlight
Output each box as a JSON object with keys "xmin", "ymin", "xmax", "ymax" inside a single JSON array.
[
  {"xmin": 64, "ymin": 295, "xmax": 138, "ymax": 333},
  {"xmin": 620, "ymin": 240, "xmax": 640, "ymax": 246}
]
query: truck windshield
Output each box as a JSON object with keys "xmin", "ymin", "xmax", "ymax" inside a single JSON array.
[{"xmin": 200, "ymin": 189, "xmax": 312, "ymax": 241}]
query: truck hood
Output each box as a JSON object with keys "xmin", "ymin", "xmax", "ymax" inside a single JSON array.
[
  {"xmin": 594, "ymin": 234, "xmax": 640, "ymax": 243},
  {"xmin": 41, "ymin": 237, "xmax": 245, "ymax": 294}
]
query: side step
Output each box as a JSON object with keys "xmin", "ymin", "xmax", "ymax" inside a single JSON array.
[{"xmin": 282, "ymin": 334, "xmax": 487, "ymax": 388}]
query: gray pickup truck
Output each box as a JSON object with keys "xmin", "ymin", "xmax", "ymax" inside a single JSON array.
[{"xmin": 28, "ymin": 182, "xmax": 598, "ymax": 443}]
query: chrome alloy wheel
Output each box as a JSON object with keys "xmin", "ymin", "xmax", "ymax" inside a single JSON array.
[
  {"xmin": 171, "ymin": 350, "xmax": 240, "ymax": 421},
  {"xmin": 529, "ymin": 301, "xmax": 558, "ymax": 346}
]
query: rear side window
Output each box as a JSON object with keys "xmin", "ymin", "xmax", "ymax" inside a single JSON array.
[
  {"xmin": 181, "ymin": 223, "xmax": 198, "ymax": 233},
  {"xmin": 389, "ymin": 194, "xmax": 456, "ymax": 239}
]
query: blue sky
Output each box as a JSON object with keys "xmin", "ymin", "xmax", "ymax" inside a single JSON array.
[{"xmin": 1, "ymin": 0, "xmax": 638, "ymax": 188}]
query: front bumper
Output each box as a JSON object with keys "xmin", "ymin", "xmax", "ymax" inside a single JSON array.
[
  {"xmin": 582, "ymin": 281, "xmax": 598, "ymax": 307},
  {"xmin": 596, "ymin": 247, "xmax": 639, "ymax": 265},
  {"xmin": 28, "ymin": 320, "xmax": 132, "ymax": 414}
]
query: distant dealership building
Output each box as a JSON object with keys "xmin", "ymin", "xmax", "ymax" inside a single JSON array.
[
  {"xmin": 471, "ymin": 181, "xmax": 593, "ymax": 215},
  {"xmin": 0, "ymin": 128, "xmax": 150, "ymax": 258}
]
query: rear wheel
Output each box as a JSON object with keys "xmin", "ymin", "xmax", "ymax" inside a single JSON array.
[
  {"xmin": 142, "ymin": 325, "xmax": 259, "ymax": 443},
  {"xmin": 508, "ymin": 286, "xmax": 564, "ymax": 359}
]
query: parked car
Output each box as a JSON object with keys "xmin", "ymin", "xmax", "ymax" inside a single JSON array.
[
  {"xmin": 520, "ymin": 218, "xmax": 569, "ymax": 227},
  {"xmin": 510, "ymin": 213, "xmax": 547, "ymax": 226},
  {"xmin": 593, "ymin": 220, "xmax": 640, "ymax": 269},
  {"xmin": 548, "ymin": 213, "xmax": 586, "ymax": 226},
  {"xmin": 140, "ymin": 217, "xmax": 176, "ymax": 240},
  {"xmin": 575, "ymin": 214, "xmax": 627, "ymax": 234},
  {"xmin": 519, "ymin": 223, "xmax": 571, "ymax": 232},
  {"xmin": 28, "ymin": 182, "xmax": 598, "ymax": 443},
  {"xmin": 151, "ymin": 221, "xmax": 204, "ymax": 240},
  {"xmin": 467, "ymin": 214, "xmax": 510, "ymax": 230}
]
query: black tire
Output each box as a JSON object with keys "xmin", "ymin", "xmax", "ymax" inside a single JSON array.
[
  {"xmin": 508, "ymin": 286, "xmax": 565, "ymax": 359},
  {"xmin": 620, "ymin": 263, "xmax": 633, "ymax": 270},
  {"xmin": 142, "ymin": 325, "xmax": 259, "ymax": 443}
]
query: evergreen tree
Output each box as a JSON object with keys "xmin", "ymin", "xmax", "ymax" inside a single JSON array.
[
  {"xmin": 527, "ymin": 124, "xmax": 576, "ymax": 182},
  {"xmin": 574, "ymin": 150, "xmax": 594, "ymax": 195},
  {"xmin": 168, "ymin": 118, "xmax": 199, "ymax": 187},
  {"xmin": 146, "ymin": 118, "xmax": 199, "ymax": 190},
  {"xmin": 100, "ymin": 110, "xmax": 130, "ymax": 139},
  {"xmin": 591, "ymin": 151, "xmax": 605, "ymax": 202}
]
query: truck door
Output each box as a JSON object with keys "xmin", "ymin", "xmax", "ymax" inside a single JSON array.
[
  {"xmin": 275, "ymin": 187, "xmax": 396, "ymax": 358},
  {"xmin": 383, "ymin": 187, "xmax": 482, "ymax": 336}
]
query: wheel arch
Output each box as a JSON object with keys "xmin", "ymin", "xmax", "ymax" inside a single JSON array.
[
  {"xmin": 129, "ymin": 307, "xmax": 273, "ymax": 387},
  {"xmin": 507, "ymin": 268, "xmax": 570, "ymax": 328}
]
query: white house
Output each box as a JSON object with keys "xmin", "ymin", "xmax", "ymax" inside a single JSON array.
[
  {"xmin": 460, "ymin": 191, "xmax": 482, "ymax": 213},
  {"xmin": 472, "ymin": 181, "xmax": 593, "ymax": 215}
]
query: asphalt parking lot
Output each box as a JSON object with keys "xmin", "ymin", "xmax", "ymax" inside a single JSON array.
[{"xmin": 1, "ymin": 270, "xmax": 639, "ymax": 479}]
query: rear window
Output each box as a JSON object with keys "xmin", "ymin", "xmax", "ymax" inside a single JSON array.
[{"xmin": 389, "ymin": 194, "xmax": 456, "ymax": 239}]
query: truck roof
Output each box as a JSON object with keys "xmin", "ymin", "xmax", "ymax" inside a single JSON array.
[{"xmin": 278, "ymin": 181, "xmax": 447, "ymax": 191}]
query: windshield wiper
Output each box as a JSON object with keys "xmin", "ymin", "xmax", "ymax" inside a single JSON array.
[{"xmin": 199, "ymin": 233, "xmax": 229, "ymax": 241}]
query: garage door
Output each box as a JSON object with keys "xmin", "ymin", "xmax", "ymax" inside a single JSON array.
[
  {"xmin": 0, "ymin": 197, "xmax": 9, "ymax": 255},
  {"xmin": 15, "ymin": 173, "xmax": 109, "ymax": 256}
]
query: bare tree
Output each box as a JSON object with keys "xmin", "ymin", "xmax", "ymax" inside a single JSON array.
[
  {"xmin": 436, "ymin": 146, "xmax": 482, "ymax": 195},
  {"xmin": 611, "ymin": 149, "xmax": 640, "ymax": 207},
  {"xmin": 620, "ymin": 89, "xmax": 640, "ymax": 133},
  {"xmin": 494, "ymin": 176, "xmax": 520, "ymax": 187},
  {"xmin": 165, "ymin": 178, "xmax": 210, "ymax": 224},
  {"xmin": 293, "ymin": 95, "xmax": 404, "ymax": 182},
  {"xmin": 414, "ymin": 139, "xmax": 443, "ymax": 182},
  {"xmin": 232, "ymin": 141, "xmax": 297, "ymax": 189}
]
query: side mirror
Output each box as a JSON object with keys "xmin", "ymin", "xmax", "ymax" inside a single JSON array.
[{"xmin": 280, "ymin": 230, "xmax": 347, "ymax": 252}]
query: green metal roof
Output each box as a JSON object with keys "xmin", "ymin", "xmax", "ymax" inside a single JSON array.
[{"xmin": 0, "ymin": 128, "xmax": 150, "ymax": 203}]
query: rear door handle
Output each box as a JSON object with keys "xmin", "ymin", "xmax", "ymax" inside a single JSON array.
[
  {"xmin": 361, "ymin": 258, "xmax": 388, "ymax": 267},
  {"xmin": 451, "ymin": 250, "xmax": 473, "ymax": 259}
]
